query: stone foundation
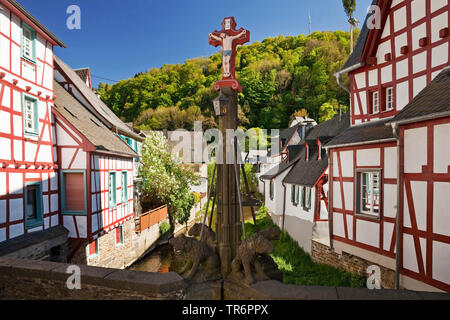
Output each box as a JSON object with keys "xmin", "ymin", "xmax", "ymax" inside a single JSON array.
[
  {"xmin": 70, "ymin": 217, "xmax": 169, "ymax": 269},
  {"xmin": 311, "ymin": 240, "xmax": 396, "ymax": 289}
]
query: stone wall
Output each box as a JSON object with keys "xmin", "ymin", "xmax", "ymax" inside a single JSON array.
[
  {"xmin": 0, "ymin": 226, "xmax": 68, "ymax": 262},
  {"xmin": 311, "ymin": 240, "xmax": 396, "ymax": 289},
  {"xmin": 70, "ymin": 217, "xmax": 169, "ymax": 269},
  {"xmin": 0, "ymin": 257, "xmax": 185, "ymax": 300}
]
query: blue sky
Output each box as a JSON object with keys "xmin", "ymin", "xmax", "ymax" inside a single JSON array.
[{"xmin": 20, "ymin": 0, "xmax": 372, "ymax": 87}]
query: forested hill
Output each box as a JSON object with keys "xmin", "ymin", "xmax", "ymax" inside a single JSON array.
[{"xmin": 97, "ymin": 30, "xmax": 359, "ymax": 131}]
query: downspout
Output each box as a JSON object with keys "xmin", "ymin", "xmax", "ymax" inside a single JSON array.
[
  {"xmin": 334, "ymin": 62, "xmax": 364, "ymax": 94},
  {"xmin": 392, "ymin": 123, "xmax": 401, "ymax": 290},
  {"xmin": 282, "ymin": 182, "xmax": 287, "ymax": 231}
]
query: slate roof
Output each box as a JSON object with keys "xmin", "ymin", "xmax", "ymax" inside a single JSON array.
[
  {"xmin": 341, "ymin": 0, "xmax": 379, "ymax": 71},
  {"xmin": 307, "ymin": 113, "xmax": 350, "ymax": 139},
  {"xmin": 325, "ymin": 118, "xmax": 395, "ymax": 148},
  {"xmin": 283, "ymin": 144, "xmax": 328, "ymax": 187},
  {"xmin": 259, "ymin": 154, "xmax": 302, "ymax": 181},
  {"xmin": 280, "ymin": 124, "xmax": 301, "ymax": 142},
  {"xmin": 54, "ymin": 56, "xmax": 143, "ymax": 142},
  {"xmin": 262, "ymin": 113, "xmax": 350, "ymax": 182},
  {"xmin": 389, "ymin": 67, "xmax": 450, "ymax": 124},
  {"xmin": 53, "ymin": 81, "xmax": 138, "ymax": 158},
  {"xmin": 7, "ymin": 0, "xmax": 66, "ymax": 47}
]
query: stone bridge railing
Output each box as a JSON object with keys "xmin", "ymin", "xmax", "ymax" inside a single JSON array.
[{"xmin": 0, "ymin": 257, "xmax": 448, "ymax": 300}]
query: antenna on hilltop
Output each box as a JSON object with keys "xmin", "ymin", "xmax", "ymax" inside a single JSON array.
[{"xmin": 308, "ymin": 10, "xmax": 312, "ymax": 35}]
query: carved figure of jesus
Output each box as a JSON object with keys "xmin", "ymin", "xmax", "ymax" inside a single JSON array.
[{"xmin": 209, "ymin": 30, "xmax": 247, "ymax": 78}]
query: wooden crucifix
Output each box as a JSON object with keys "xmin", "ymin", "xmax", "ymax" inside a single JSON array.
[{"xmin": 209, "ymin": 17, "xmax": 250, "ymax": 92}]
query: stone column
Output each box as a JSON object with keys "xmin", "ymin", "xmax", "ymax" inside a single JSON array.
[{"xmin": 215, "ymin": 86, "xmax": 241, "ymax": 278}]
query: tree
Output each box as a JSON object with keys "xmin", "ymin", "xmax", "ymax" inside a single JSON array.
[
  {"xmin": 140, "ymin": 131, "xmax": 199, "ymax": 225},
  {"xmin": 100, "ymin": 31, "xmax": 353, "ymax": 131},
  {"xmin": 342, "ymin": 0, "xmax": 357, "ymax": 53}
]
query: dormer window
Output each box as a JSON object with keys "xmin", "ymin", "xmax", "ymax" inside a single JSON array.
[
  {"xmin": 386, "ymin": 87, "xmax": 394, "ymax": 111},
  {"xmin": 21, "ymin": 22, "xmax": 36, "ymax": 63},
  {"xmin": 371, "ymin": 91, "xmax": 380, "ymax": 114}
]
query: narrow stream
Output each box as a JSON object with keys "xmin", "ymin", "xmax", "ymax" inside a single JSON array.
[
  {"xmin": 129, "ymin": 207, "xmax": 258, "ymax": 273},
  {"xmin": 129, "ymin": 244, "xmax": 173, "ymax": 273}
]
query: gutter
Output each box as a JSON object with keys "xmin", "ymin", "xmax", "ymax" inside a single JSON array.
[
  {"xmin": 282, "ymin": 182, "xmax": 287, "ymax": 231},
  {"xmin": 334, "ymin": 63, "xmax": 364, "ymax": 93},
  {"xmin": 324, "ymin": 138, "xmax": 397, "ymax": 150},
  {"xmin": 387, "ymin": 111, "xmax": 450, "ymax": 127}
]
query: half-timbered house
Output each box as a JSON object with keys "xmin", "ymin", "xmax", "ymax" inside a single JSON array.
[
  {"xmin": 53, "ymin": 80, "xmax": 138, "ymax": 268},
  {"xmin": 0, "ymin": 0, "xmax": 65, "ymax": 246},
  {"xmin": 326, "ymin": 0, "xmax": 450, "ymax": 292}
]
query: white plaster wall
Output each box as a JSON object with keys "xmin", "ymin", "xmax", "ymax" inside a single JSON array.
[
  {"xmin": 356, "ymin": 219, "xmax": 380, "ymax": 248},
  {"xmin": 433, "ymin": 182, "xmax": 450, "ymax": 237},
  {"xmin": 434, "ymin": 123, "xmax": 450, "ymax": 174},
  {"xmin": 264, "ymin": 169, "xmax": 289, "ymax": 215},
  {"xmin": 404, "ymin": 127, "xmax": 428, "ymax": 173},
  {"xmin": 356, "ymin": 148, "xmax": 381, "ymax": 167}
]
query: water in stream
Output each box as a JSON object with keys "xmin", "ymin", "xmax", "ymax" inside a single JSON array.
[
  {"xmin": 130, "ymin": 244, "xmax": 173, "ymax": 273},
  {"xmin": 129, "ymin": 207, "xmax": 258, "ymax": 273}
]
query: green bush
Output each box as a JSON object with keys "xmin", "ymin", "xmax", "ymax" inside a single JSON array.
[
  {"xmin": 159, "ymin": 222, "xmax": 171, "ymax": 237},
  {"xmin": 245, "ymin": 204, "xmax": 365, "ymax": 288}
]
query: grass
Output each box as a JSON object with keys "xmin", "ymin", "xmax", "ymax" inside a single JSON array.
[{"xmin": 245, "ymin": 205, "xmax": 366, "ymax": 288}]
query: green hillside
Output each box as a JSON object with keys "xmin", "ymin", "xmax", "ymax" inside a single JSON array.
[{"xmin": 97, "ymin": 30, "xmax": 359, "ymax": 130}]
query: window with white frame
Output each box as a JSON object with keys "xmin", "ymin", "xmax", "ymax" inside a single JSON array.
[
  {"xmin": 357, "ymin": 170, "xmax": 381, "ymax": 218},
  {"xmin": 121, "ymin": 171, "xmax": 127, "ymax": 204},
  {"xmin": 109, "ymin": 172, "xmax": 117, "ymax": 208},
  {"xmin": 372, "ymin": 91, "xmax": 380, "ymax": 114},
  {"xmin": 386, "ymin": 87, "xmax": 394, "ymax": 111},
  {"xmin": 23, "ymin": 95, "xmax": 38, "ymax": 135},
  {"xmin": 291, "ymin": 185, "xmax": 300, "ymax": 206},
  {"xmin": 269, "ymin": 180, "xmax": 274, "ymax": 200},
  {"xmin": 301, "ymin": 186, "xmax": 312, "ymax": 210},
  {"xmin": 22, "ymin": 22, "xmax": 35, "ymax": 62}
]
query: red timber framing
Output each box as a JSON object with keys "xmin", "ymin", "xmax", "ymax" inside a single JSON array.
[
  {"xmin": 52, "ymin": 109, "xmax": 134, "ymax": 242},
  {"xmin": 349, "ymin": 0, "xmax": 450, "ymax": 125},
  {"xmin": 399, "ymin": 117, "xmax": 450, "ymax": 292},
  {"xmin": 314, "ymin": 172, "xmax": 329, "ymax": 222},
  {"xmin": 0, "ymin": 82, "xmax": 58, "ymax": 242},
  {"xmin": 329, "ymin": 142, "xmax": 398, "ymax": 259},
  {"xmin": 0, "ymin": 9, "xmax": 55, "ymax": 95}
]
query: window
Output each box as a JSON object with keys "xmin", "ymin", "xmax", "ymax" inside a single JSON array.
[
  {"xmin": 89, "ymin": 239, "xmax": 99, "ymax": 257},
  {"xmin": 386, "ymin": 87, "xmax": 394, "ymax": 111},
  {"xmin": 23, "ymin": 95, "xmax": 38, "ymax": 136},
  {"xmin": 109, "ymin": 172, "xmax": 117, "ymax": 208},
  {"xmin": 291, "ymin": 185, "xmax": 300, "ymax": 206},
  {"xmin": 25, "ymin": 182, "xmax": 43, "ymax": 228},
  {"xmin": 357, "ymin": 170, "xmax": 381, "ymax": 218},
  {"xmin": 21, "ymin": 22, "xmax": 36, "ymax": 62},
  {"xmin": 61, "ymin": 171, "xmax": 86, "ymax": 215},
  {"xmin": 300, "ymin": 186, "xmax": 312, "ymax": 210},
  {"xmin": 269, "ymin": 180, "xmax": 274, "ymax": 200},
  {"xmin": 372, "ymin": 91, "xmax": 380, "ymax": 114},
  {"xmin": 116, "ymin": 225, "xmax": 124, "ymax": 246},
  {"xmin": 121, "ymin": 171, "xmax": 128, "ymax": 204}
]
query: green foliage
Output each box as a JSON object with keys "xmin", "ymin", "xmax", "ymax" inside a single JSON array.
[
  {"xmin": 99, "ymin": 31, "xmax": 358, "ymax": 129},
  {"xmin": 318, "ymin": 100, "xmax": 349, "ymax": 123},
  {"xmin": 207, "ymin": 161, "xmax": 259, "ymax": 197},
  {"xmin": 244, "ymin": 205, "xmax": 366, "ymax": 288},
  {"xmin": 140, "ymin": 131, "xmax": 199, "ymax": 225},
  {"xmin": 159, "ymin": 222, "xmax": 171, "ymax": 237}
]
